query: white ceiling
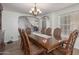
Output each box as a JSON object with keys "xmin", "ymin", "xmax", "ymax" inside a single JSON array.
[{"xmin": 2, "ymin": 3, "xmax": 75, "ymax": 15}]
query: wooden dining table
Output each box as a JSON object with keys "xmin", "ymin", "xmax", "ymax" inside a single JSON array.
[{"xmin": 28, "ymin": 32, "xmax": 67, "ymax": 51}]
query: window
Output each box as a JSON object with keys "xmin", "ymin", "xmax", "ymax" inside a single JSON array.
[{"xmin": 60, "ymin": 15, "xmax": 71, "ymax": 35}]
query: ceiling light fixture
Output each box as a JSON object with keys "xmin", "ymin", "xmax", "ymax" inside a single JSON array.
[{"xmin": 29, "ymin": 3, "xmax": 42, "ymax": 16}]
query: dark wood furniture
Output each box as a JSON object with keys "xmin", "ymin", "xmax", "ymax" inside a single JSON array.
[
  {"xmin": 46, "ymin": 28, "xmax": 52, "ymax": 36},
  {"xmin": 0, "ymin": 3, "xmax": 3, "ymax": 29},
  {"xmin": 26, "ymin": 27, "xmax": 31, "ymax": 35},
  {"xmin": 18, "ymin": 29, "xmax": 24, "ymax": 50},
  {"xmin": 41, "ymin": 28, "xmax": 46, "ymax": 34},
  {"xmin": 18, "ymin": 29, "xmax": 45, "ymax": 55},
  {"xmin": 48, "ymin": 30, "xmax": 78, "ymax": 55},
  {"xmin": 0, "ymin": 4, "xmax": 4, "ymax": 54},
  {"xmin": 0, "ymin": 30, "xmax": 5, "ymax": 54},
  {"xmin": 53, "ymin": 28, "xmax": 62, "ymax": 40},
  {"xmin": 29, "ymin": 32, "xmax": 66, "ymax": 53}
]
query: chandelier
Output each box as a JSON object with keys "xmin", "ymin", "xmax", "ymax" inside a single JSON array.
[{"xmin": 29, "ymin": 3, "xmax": 42, "ymax": 16}]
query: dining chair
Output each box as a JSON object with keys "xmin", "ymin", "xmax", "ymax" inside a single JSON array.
[
  {"xmin": 0, "ymin": 30, "xmax": 5, "ymax": 53},
  {"xmin": 22, "ymin": 29, "xmax": 46, "ymax": 55},
  {"xmin": 26, "ymin": 27, "xmax": 31, "ymax": 35},
  {"xmin": 53, "ymin": 28, "xmax": 62, "ymax": 40},
  {"xmin": 48, "ymin": 30, "xmax": 78, "ymax": 55},
  {"xmin": 18, "ymin": 28, "xmax": 25, "ymax": 51},
  {"xmin": 41, "ymin": 28, "xmax": 46, "ymax": 34},
  {"xmin": 46, "ymin": 27, "xmax": 52, "ymax": 36}
]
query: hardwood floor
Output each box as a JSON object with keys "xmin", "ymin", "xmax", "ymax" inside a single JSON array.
[
  {"xmin": 1, "ymin": 40, "xmax": 79, "ymax": 55},
  {"xmin": 73, "ymin": 48, "xmax": 79, "ymax": 55},
  {"xmin": 2, "ymin": 40, "xmax": 24, "ymax": 55}
]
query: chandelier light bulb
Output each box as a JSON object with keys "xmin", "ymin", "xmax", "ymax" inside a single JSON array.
[
  {"xmin": 37, "ymin": 9, "xmax": 40, "ymax": 11},
  {"xmin": 39, "ymin": 10, "xmax": 42, "ymax": 13},
  {"xmin": 31, "ymin": 8, "xmax": 34, "ymax": 11},
  {"xmin": 29, "ymin": 10, "xmax": 32, "ymax": 13}
]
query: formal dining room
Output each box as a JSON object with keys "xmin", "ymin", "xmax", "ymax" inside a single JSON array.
[{"xmin": 0, "ymin": 3, "xmax": 79, "ymax": 55}]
